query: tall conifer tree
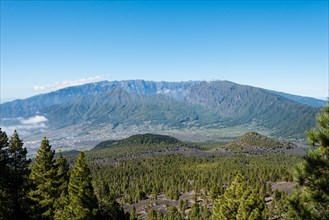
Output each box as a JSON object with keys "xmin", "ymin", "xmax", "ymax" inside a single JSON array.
[
  {"xmin": 53, "ymin": 152, "xmax": 69, "ymax": 194},
  {"xmin": 0, "ymin": 128, "xmax": 9, "ymax": 185},
  {"xmin": 213, "ymin": 173, "xmax": 247, "ymax": 220},
  {"xmin": 289, "ymin": 105, "xmax": 329, "ymax": 219},
  {"xmin": 94, "ymin": 178, "xmax": 126, "ymax": 219},
  {"xmin": 212, "ymin": 173, "xmax": 265, "ymax": 220},
  {"xmin": 164, "ymin": 206, "xmax": 183, "ymax": 220},
  {"xmin": 29, "ymin": 137, "xmax": 56, "ymax": 219},
  {"xmin": 0, "ymin": 128, "xmax": 10, "ymax": 219},
  {"xmin": 7, "ymin": 130, "xmax": 31, "ymax": 220},
  {"xmin": 53, "ymin": 151, "xmax": 70, "ymax": 216},
  {"xmin": 236, "ymin": 189, "xmax": 265, "ymax": 219},
  {"xmin": 61, "ymin": 152, "xmax": 98, "ymax": 219}
]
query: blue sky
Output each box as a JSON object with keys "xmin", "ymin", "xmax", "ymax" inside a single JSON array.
[{"xmin": 1, "ymin": 0, "xmax": 328, "ymax": 102}]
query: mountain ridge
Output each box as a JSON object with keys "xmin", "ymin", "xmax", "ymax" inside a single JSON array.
[
  {"xmin": 1, "ymin": 80, "xmax": 325, "ymax": 111},
  {"xmin": 0, "ymin": 80, "xmax": 322, "ymax": 150}
]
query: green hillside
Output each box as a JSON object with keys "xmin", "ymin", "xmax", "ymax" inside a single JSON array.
[
  {"xmin": 89, "ymin": 133, "xmax": 192, "ymax": 159},
  {"xmin": 187, "ymin": 81, "xmax": 318, "ymax": 139},
  {"xmin": 43, "ymin": 88, "xmax": 220, "ymax": 129},
  {"xmin": 224, "ymin": 132, "xmax": 296, "ymax": 153},
  {"xmin": 92, "ymin": 133, "xmax": 182, "ymax": 150}
]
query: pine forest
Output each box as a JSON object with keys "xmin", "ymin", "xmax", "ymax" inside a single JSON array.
[{"xmin": 0, "ymin": 105, "xmax": 328, "ymax": 219}]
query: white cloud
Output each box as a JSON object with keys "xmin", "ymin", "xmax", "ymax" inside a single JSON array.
[
  {"xmin": 1, "ymin": 116, "xmax": 48, "ymax": 137},
  {"xmin": 33, "ymin": 76, "xmax": 102, "ymax": 91},
  {"xmin": 20, "ymin": 115, "xmax": 48, "ymax": 124},
  {"xmin": 2, "ymin": 123, "xmax": 47, "ymax": 137}
]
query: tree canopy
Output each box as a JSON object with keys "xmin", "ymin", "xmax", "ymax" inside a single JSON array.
[{"xmin": 289, "ymin": 105, "xmax": 329, "ymax": 219}]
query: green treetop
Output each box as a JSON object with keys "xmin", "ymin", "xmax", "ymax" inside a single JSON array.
[
  {"xmin": 0, "ymin": 128, "xmax": 10, "ymax": 219},
  {"xmin": 53, "ymin": 151, "xmax": 70, "ymax": 219},
  {"xmin": 289, "ymin": 105, "xmax": 329, "ymax": 219},
  {"xmin": 61, "ymin": 152, "xmax": 98, "ymax": 219},
  {"xmin": 29, "ymin": 137, "xmax": 57, "ymax": 219},
  {"xmin": 53, "ymin": 151, "xmax": 70, "ymax": 195},
  {"xmin": 212, "ymin": 172, "xmax": 265, "ymax": 220},
  {"xmin": 164, "ymin": 206, "xmax": 183, "ymax": 220},
  {"xmin": 0, "ymin": 128, "xmax": 9, "ymax": 185},
  {"xmin": 7, "ymin": 130, "xmax": 31, "ymax": 220}
]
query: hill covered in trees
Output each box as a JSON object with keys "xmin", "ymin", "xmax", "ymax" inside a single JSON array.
[
  {"xmin": 87, "ymin": 132, "xmax": 301, "ymax": 160},
  {"xmin": 92, "ymin": 133, "xmax": 182, "ymax": 151},
  {"xmin": 54, "ymin": 131, "xmax": 304, "ymax": 165},
  {"xmin": 0, "ymin": 128, "xmax": 303, "ymax": 219},
  {"xmin": 224, "ymin": 132, "xmax": 296, "ymax": 153}
]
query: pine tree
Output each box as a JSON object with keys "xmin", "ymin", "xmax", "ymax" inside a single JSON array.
[
  {"xmin": 289, "ymin": 105, "xmax": 329, "ymax": 219},
  {"xmin": 53, "ymin": 152, "xmax": 70, "ymax": 219},
  {"xmin": 28, "ymin": 137, "xmax": 57, "ymax": 219},
  {"xmin": 236, "ymin": 189, "xmax": 265, "ymax": 220},
  {"xmin": 7, "ymin": 130, "xmax": 31, "ymax": 220},
  {"xmin": 164, "ymin": 206, "xmax": 183, "ymax": 220},
  {"xmin": 0, "ymin": 128, "xmax": 9, "ymax": 185},
  {"xmin": 213, "ymin": 173, "xmax": 247, "ymax": 220},
  {"xmin": 94, "ymin": 179, "xmax": 126, "ymax": 219},
  {"xmin": 61, "ymin": 152, "xmax": 98, "ymax": 219},
  {"xmin": 54, "ymin": 152, "xmax": 70, "ymax": 195},
  {"xmin": 0, "ymin": 128, "xmax": 10, "ymax": 219},
  {"xmin": 146, "ymin": 209, "xmax": 157, "ymax": 220},
  {"xmin": 212, "ymin": 172, "xmax": 265, "ymax": 220}
]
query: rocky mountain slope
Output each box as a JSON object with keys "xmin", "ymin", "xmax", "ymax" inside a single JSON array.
[{"xmin": 0, "ymin": 80, "xmax": 322, "ymax": 150}]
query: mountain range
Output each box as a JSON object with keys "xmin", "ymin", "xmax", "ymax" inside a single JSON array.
[{"xmin": 0, "ymin": 80, "xmax": 324, "ymax": 151}]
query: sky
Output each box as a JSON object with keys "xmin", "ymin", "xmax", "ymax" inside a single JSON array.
[{"xmin": 1, "ymin": 0, "xmax": 328, "ymax": 103}]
